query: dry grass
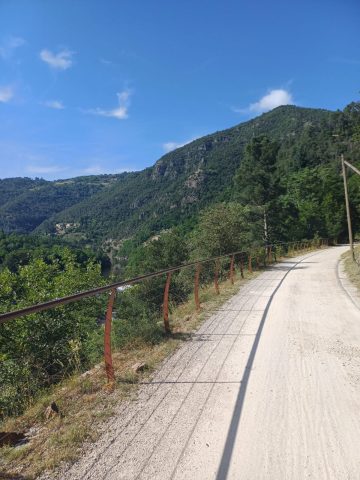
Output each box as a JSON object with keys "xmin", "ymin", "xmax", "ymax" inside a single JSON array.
[
  {"xmin": 0, "ymin": 246, "xmax": 317, "ymax": 479},
  {"xmin": 342, "ymin": 245, "xmax": 360, "ymax": 290}
]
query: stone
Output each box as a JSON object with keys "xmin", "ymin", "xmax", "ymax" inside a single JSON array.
[
  {"xmin": 131, "ymin": 362, "xmax": 148, "ymax": 373},
  {"xmin": 44, "ymin": 401, "xmax": 60, "ymax": 420}
]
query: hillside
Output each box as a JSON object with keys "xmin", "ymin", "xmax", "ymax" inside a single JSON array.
[
  {"xmin": 1, "ymin": 104, "xmax": 358, "ymax": 244},
  {"xmin": 0, "ymin": 173, "xmax": 129, "ymax": 234},
  {"xmin": 36, "ymin": 106, "xmax": 340, "ymax": 241}
]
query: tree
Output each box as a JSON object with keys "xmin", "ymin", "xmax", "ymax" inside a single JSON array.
[
  {"xmin": 190, "ymin": 203, "xmax": 252, "ymax": 258},
  {"xmin": 0, "ymin": 249, "xmax": 105, "ymax": 417},
  {"xmin": 234, "ymin": 136, "xmax": 281, "ymax": 243}
]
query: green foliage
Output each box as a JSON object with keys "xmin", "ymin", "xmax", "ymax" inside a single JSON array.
[
  {"xmin": 117, "ymin": 229, "xmax": 192, "ymax": 338},
  {"xmin": 112, "ymin": 287, "xmax": 164, "ymax": 348},
  {"xmin": 0, "ymin": 174, "xmax": 126, "ymax": 234},
  {"xmin": 0, "ymin": 231, "xmax": 110, "ymax": 273},
  {"xmin": 277, "ymin": 165, "xmax": 346, "ymax": 240},
  {"xmin": 0, "ymin": 248, "xmax": 105, "ymax": 418},
  {"xmin": 234, "ymin": 136, "xmax": 280, "ymax": 207},
  {"xmin": 189, "ymin": 203, "xmax": 253, "ymax": 258}
]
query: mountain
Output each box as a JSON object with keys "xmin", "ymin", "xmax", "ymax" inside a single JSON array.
[
  {"xmin": 0, "ymin": 104, "xmax": 355, "ymax": 244},
  {"xmin": 0, "ymin": 173, "xmax": 129, "ymax": 234}
]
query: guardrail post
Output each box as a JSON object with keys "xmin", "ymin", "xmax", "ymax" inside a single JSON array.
[
  {"xmin": 229, "ymin": 255, "xmax": 235, "ymax": 284},
  {"xmin": 248, "ymin": 252, "xmax": 253, "ymax": 273},
  {"xmin": 214, "ymin": 259, "xmax": 220, "ymax": 295},
  {"xmin": 194, "ymin": 263, "xmax": 201, "ymax": 312},
  {"xmin": 163, "ymin": 272, "xmax": 172, "ymax": 333},
  {"xmin": 104, "ymin": 288, "xmax": 116, "ymax": 388},
  {"xmin": 239, "ymin": 255, "xmax": 244, "ymax": 279}
]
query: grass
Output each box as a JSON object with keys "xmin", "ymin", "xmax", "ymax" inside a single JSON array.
[
  {"xmin": 0, "ymin": 244, "xmax": 320, "ymax": 479},
  {"xmin": 342, "ymin": 245, "xmax": 360, "ymax": 290}
]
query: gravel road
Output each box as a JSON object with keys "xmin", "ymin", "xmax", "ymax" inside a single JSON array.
[{"xmin": 54, "ymin": 246, "xmax": 360, "ymax": 479}]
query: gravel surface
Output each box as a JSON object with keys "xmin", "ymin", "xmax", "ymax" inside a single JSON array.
[{"xmin": 47, "ymin": 246, "xmax": 360, "ymax": 479}]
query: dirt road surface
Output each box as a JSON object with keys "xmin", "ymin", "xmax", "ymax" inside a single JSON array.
[{"xmin": 56, "ymin": 246, "xmax": 360, "ymax": 479}]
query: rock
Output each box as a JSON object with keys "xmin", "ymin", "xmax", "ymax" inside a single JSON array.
[
  {"xmin": 131, "ymin": 362, "xmax": 148, "ymax": 373},
  {"xmin": 45, "ymin": 401, "xmax": 60, "ymax": 420}
]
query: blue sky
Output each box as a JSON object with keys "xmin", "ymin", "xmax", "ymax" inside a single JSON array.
[{"xmin": 0, "ymin": 0, "xmax": 359, "ymax": 180}]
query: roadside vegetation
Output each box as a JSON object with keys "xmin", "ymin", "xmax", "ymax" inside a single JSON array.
[
  {"xmin": 0, "ymin": 266, "xmax": 257, "ymax": 479},
  {"xmin": 342, "ymin": 245, "xmax": 360, "ymax": 291}
]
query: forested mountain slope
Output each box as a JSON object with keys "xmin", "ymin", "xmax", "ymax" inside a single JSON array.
[
  {"xmin": 0, "ymin": 173, "xmax": 128, "ymax": 234},
  {"xmin": 37, "ymin": 105, "xmax": 341, "ymax": 241},
  {"xmin": 1, "ymin": 103, "xmax": 359, "ymax": 243}
]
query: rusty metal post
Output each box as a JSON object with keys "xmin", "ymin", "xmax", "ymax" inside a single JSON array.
[
  {"xmin": 229, "ymin": 255, "xmax": 235, "ymax": 284},
  {"xmin": 240, "ymin": 255, "xmax": 244, "ymax": 279},
  {"xmin": 248, "ymin": 252, "xmax": 253, "ymax": 273},
  {"xmin": 104, "ymin": 288, "xmax": 116, "ymax": 387},
  {"xmin": 194, "ymin": 263, "xmax": 201, "ymax": 312},
  {"xmin": 214, "ymin": 259, "xmax": 220, "ymax": 295},
  {"xmin": 163, "ymin": 272, "xmax": 172, "ymax": 333}
]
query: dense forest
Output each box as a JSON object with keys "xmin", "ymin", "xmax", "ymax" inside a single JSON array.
[
  {"xmin": 1, "ymin": 100, "xmax": 360, "ymax": 418},
  {"xmin": 1, "ymin": 103, "xmax": 359, "ymax": 248},
  {"xmin": 0, "ymin": 173, "xmax": 129, "ymax": 234}
]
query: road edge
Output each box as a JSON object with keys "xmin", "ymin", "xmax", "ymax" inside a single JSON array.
[{"xmin": 336, "ymin": 256, "xmax": 360, "ymax": 312}]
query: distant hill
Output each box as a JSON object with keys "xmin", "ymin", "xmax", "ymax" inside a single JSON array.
[
  {"xmin": 1, "ymin": 104, "xmax": 356, "ymax": 244},
  {"xmin": 0, "ymin": 173, "xmax": 129, "ymax": 234}
]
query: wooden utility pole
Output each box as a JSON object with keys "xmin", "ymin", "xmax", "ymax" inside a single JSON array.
[{"xmin": 341, "ymin": 154, "xmax": 355, "ymax": 260}]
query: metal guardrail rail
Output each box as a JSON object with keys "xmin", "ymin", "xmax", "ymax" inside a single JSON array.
[{"xmin": 0, "ymin": 238, "xmax": 328, "ymax": 386}]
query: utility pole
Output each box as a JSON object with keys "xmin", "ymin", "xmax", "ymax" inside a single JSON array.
[{"xmin": 341, "ymin": 154, "xmax": 355, "ymax": 260}]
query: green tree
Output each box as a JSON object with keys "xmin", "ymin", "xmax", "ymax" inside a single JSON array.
[
  {"xmin": 0, "ymin": 249, "xmax": 105, "ymax": 417},
  {"xmin": 190, "ymin": 202, "xmax": 252, "ymax": 258},
  {"xmin": 234, "ymin": 136, "xmax": 280, "ymax": 243}
]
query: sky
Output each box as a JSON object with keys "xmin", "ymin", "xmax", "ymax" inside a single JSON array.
[{"xmin": 0, "ymin": 0, "xmax": 359, "ymax": 180}]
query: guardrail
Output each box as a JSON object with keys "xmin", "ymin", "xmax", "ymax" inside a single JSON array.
[{"xmin": 0, "ymin": 238, "xmax": 328, "ymax": 387}]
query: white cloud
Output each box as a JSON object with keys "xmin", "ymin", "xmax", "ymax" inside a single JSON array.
[
  {"xmin": 162, "ymin": 137, "xmax": 197, "ymax": 153},
  {"xmin": 40, "ymin": 49, "xmax": 74, "ymax": 70},
  {"xmin": 249, "ymin": 89, "xmax": 293, "ymax": 112},
  {"xmin": 43, "ymin": 100, "xmax": 65, "ymax": 109},
  {"xmin": 84, "ymin": 90, "xmax": 132, "ymax": 120},
  {"xmin": 233, "ymin": 88, "xmax": 294, "ymax": 115},
  {"xmin": 26, "ymin": 164, "xmax": 67, "ymax": 174},
  {"xmin": 0, "ymin": 85, "xmax": 13, "ymax": 103},
  {"xmin": 0, "ymin": 36, "xmax": 25, "ymax": 59}
]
